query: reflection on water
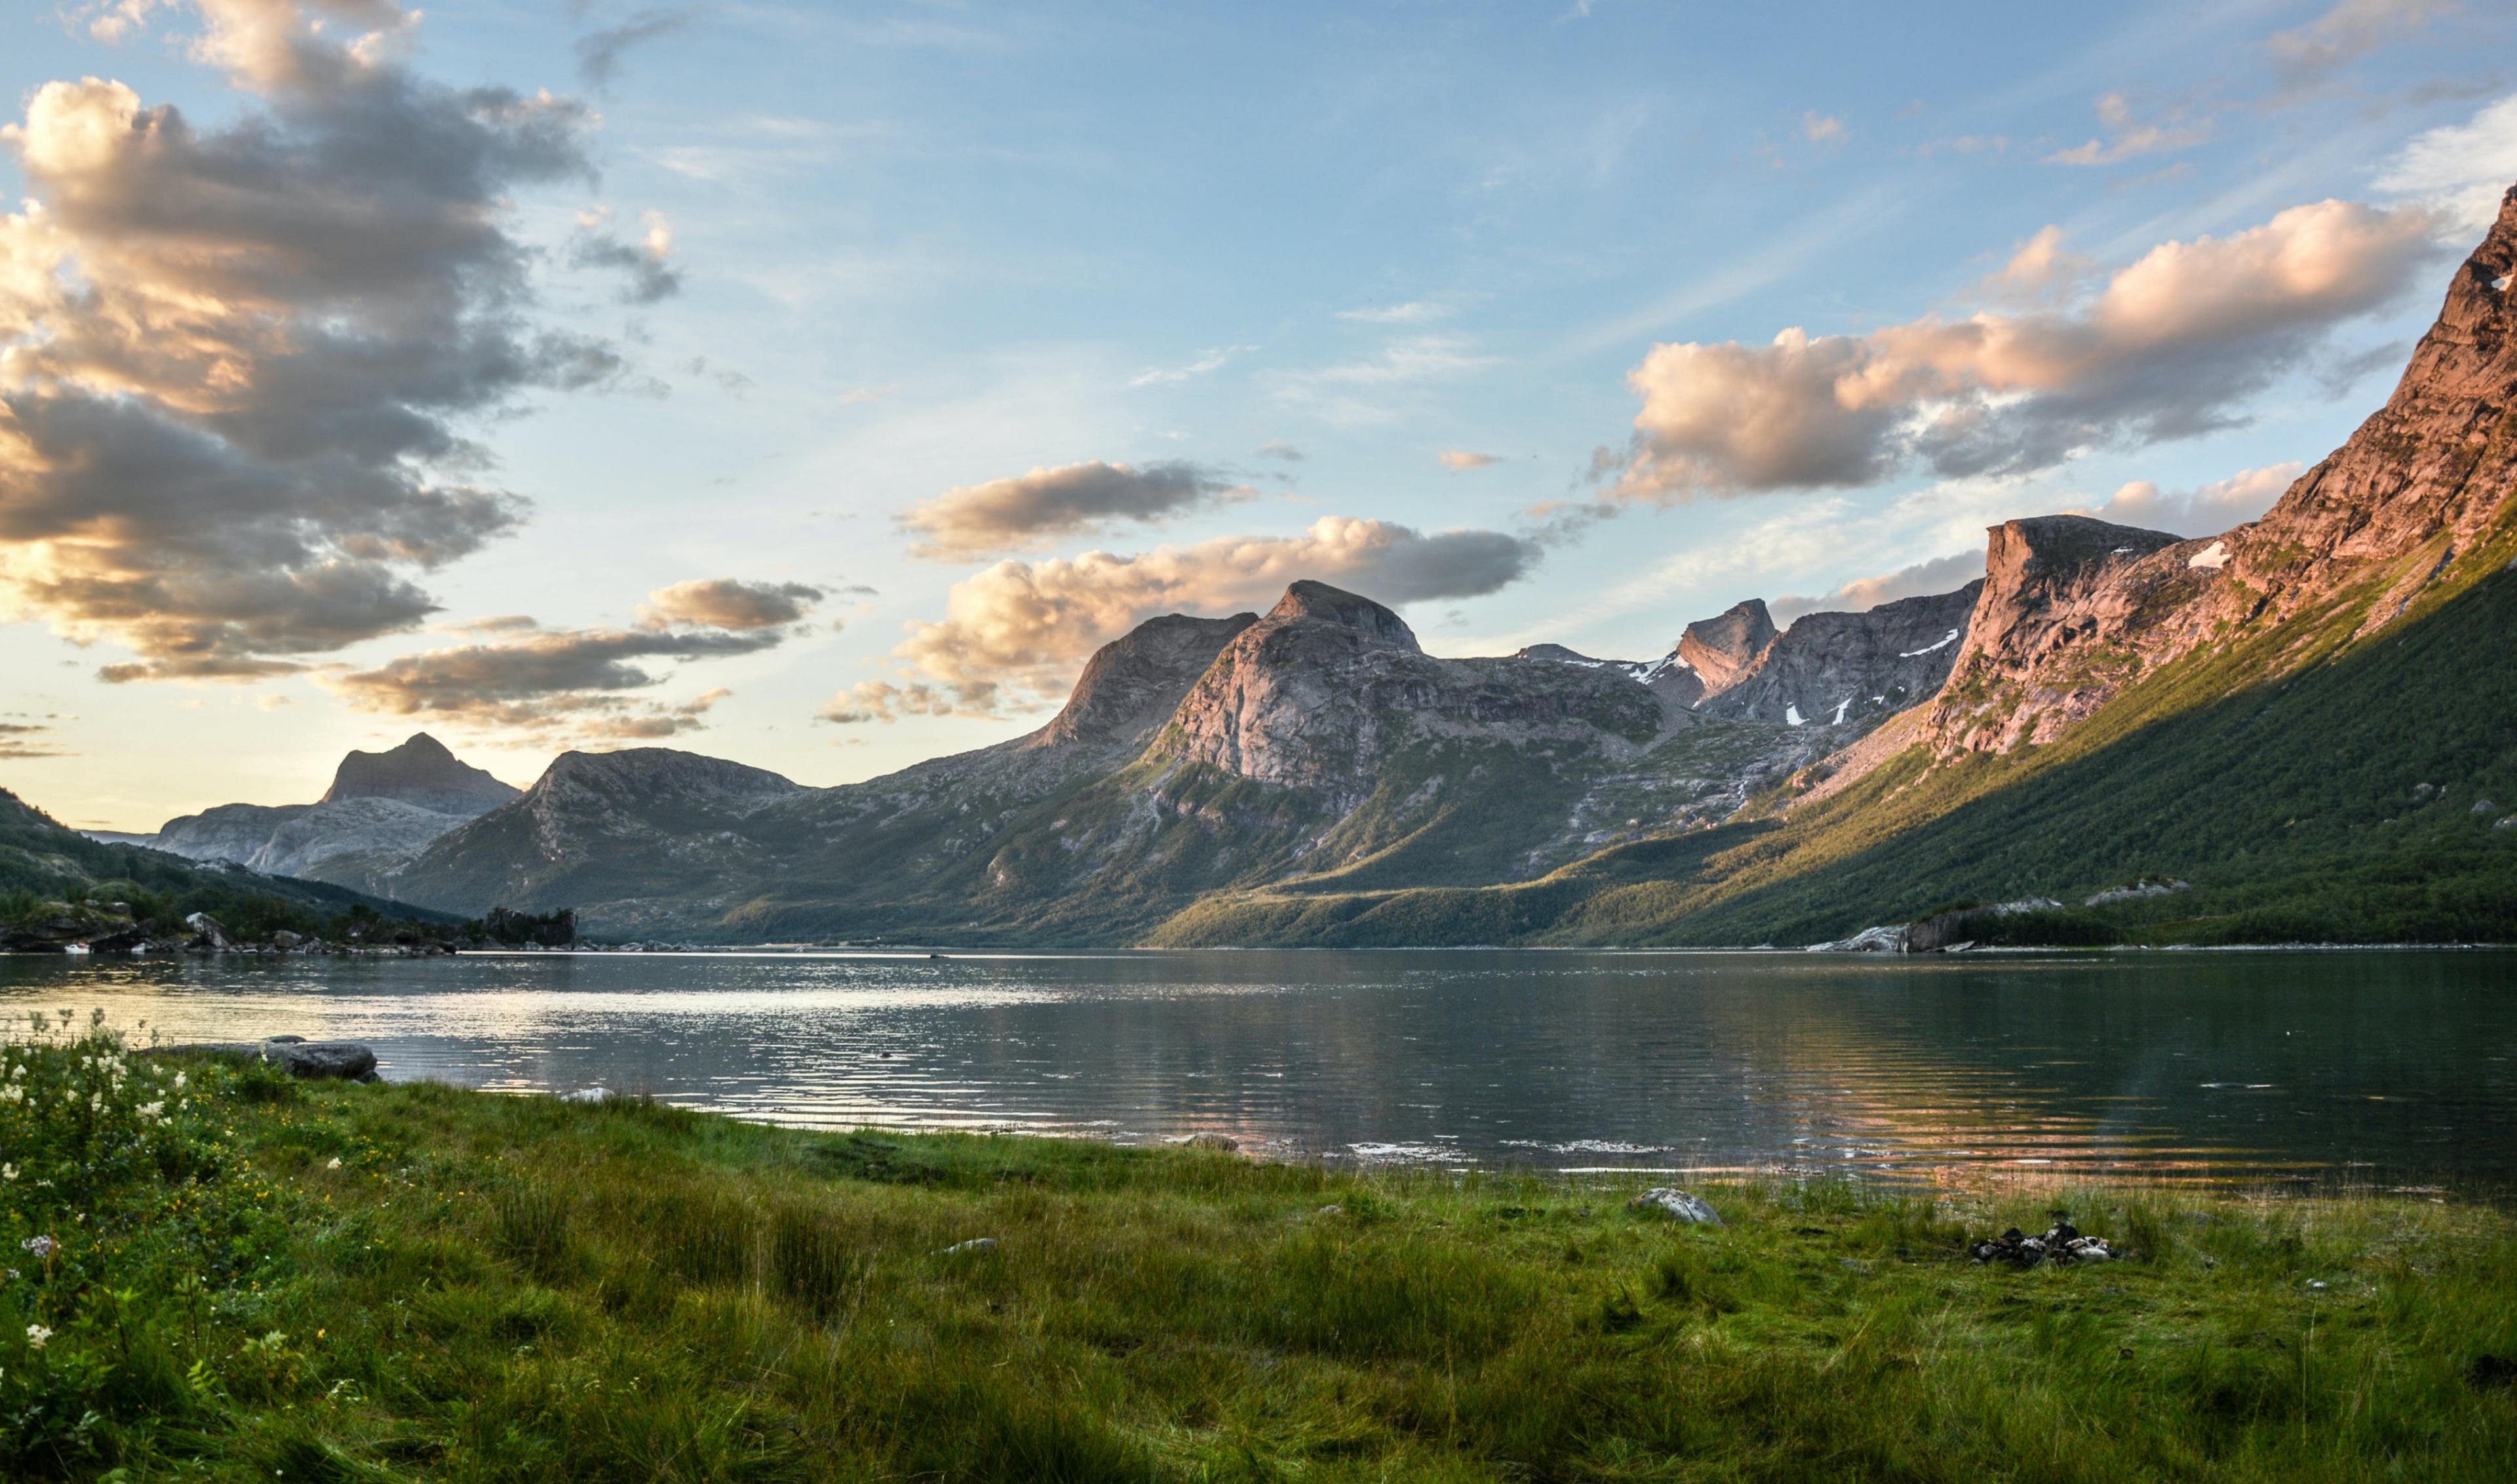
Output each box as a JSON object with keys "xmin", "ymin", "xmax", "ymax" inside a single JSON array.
[{"xmin": 4, "ymin": 949, "xmax": 2511, "ymax": 1190}]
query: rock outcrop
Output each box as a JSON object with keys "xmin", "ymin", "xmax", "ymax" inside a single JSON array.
[
  {"xmin": 1676, "ymin": 600, "xmax": 1778, "ymax": 693},
  {"xmin": 1028, "ymin": 612, "xmax": 1257, "ymax": 754}
]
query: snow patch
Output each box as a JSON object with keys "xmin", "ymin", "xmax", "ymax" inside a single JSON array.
[
  {"xmin": 1830, "ymin": 697, "xmax": 1852, "ymax": 725},
  {"xmin": 2188, "ymin": 540, "xmax": 2229, "ymax": 570},
  {"xmin": 1898, "ymin": 627, "xmax": 1959, "ymax": 658},
  {"xmin": 1784, "ymin": 704, "xmax": 1806, "ymax": 726}
]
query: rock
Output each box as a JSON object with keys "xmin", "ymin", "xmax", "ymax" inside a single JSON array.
[
  {"xmin": 560, "ymin": 1086, "xmax": 612, "ymax": 1104},
  {"xmin": 1968, "ymin": 1220, "xmax": 2116, "ymax": 1268},
  {"xmin": 158, "ymin": 1039, "xmax": 378, "ymax": 1082},
  {"xmin": 1181, "ymin": 1133, "xmax": 1239, "ymax": 1152},
  {"xmin": 1909, "ymin": 898, "xmax": 2067, "ymax": 952},
  {"xmin": 939, "ymin": 1237, "xmax": 998, "ymax": 1255},
  {"xmin": 1627, "ymin": 1188, "xmax": 1723, "ymax": 1226},
  {"xmin": 271, "ymin": 930, "xmax": 303, "ymax": 950},
  {"xmin": 182, "ymin": 912, "xmax": 233, "ymax": 950},
  {"xmin": 1810, "ymin": 924, "xmax": 1908, "ymax": 952},
  {"xmin": 2473, "ymin": 800, "xmax": 2497, "ymax": 815},
  {"xmin": 1675, "ymin": 600, "xmax": 1779, "ymax": 693}
]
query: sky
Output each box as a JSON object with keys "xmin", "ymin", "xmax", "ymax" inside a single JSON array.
[{"xmin": 3, "ymin": 0, "xmax": 2515, "ymax": 830}]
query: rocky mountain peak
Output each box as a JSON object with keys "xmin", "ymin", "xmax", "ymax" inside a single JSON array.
[
  {"xmin": 1678, "ymin": 599, "xmax": 1778, "ymax": 693},
  {"xmin": 1266, "ymin": 580, "xmax": 1421, "ymax": 651},
  {"xmin": 1028, "ymin": 612, "xmax": 1258, "ymax": 751},
  {"xmin": 321, "ymin": 733, "xmax": 518, "ymax": 816},
  {"xmin": 1698, "ymin": 581, "xmax": 1986, "ymax": 727}
]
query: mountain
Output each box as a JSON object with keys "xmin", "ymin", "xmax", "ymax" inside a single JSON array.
[
  {"xmin": 371, "ymin": 576, "xmax": 1978, "ymax": 939},
  {"xmin": 321, "ymin": 733, "xmax": 519, "ymax": 814},
  {"xmin": 113, "ymin": 734, "xmax": 517, "ymax": 887}
]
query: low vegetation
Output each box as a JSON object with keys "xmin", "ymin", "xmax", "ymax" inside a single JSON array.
[{"xmin": 4, "ymin": 1022, "xmax": 2513, "ymax": 1481}]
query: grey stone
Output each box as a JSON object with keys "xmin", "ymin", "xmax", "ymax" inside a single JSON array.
[{"xmin": 1627, "ymin": 1188, "xmax": 1723, "ymax": 1226}]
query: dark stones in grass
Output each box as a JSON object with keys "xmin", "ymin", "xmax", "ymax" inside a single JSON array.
[
  {"xmin": 2467, "ymin": 1354, "xmax": 2517, "ymax": 1391},
  {"xmin": 1968, "ymin": 1220, "xmax": 2117, "ymax": 1268}
]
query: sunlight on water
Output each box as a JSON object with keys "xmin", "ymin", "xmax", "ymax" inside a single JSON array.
[{"xmin": 4, "ymin": 948, "xmax": 2510, "ymax": 1191}]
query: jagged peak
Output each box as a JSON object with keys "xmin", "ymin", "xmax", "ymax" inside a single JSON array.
[
  {"xmin": 1264, "ymin": 581, "xmax": 1420, "ymax": 651},
  {"xmin": 1677, "ymin": 598, "xmax": 1777, "ymax": 693}
]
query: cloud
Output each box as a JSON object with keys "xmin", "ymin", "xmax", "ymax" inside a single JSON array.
[
  {"xmin": 636, "ymin": 577, "xmax": 823, "ymax": 630},
  {"xmin": 898, "ymin": 459, "xmax": 1253, "ymax": 561},
  {"xmin": 1127, "ymin": 345, "xmax": 1249, "ymax": 387},
  {"xmin": 322, "ymin": 577, "xmax": 810, "ymax": 734},
  {"xmin": 1334, "ymin": 301, "xmax": 1451, "ymax": 324},
  {"xmin": 815, "ymin": 679, "xmax": 977, "ymax": 726},
  {"xmin": 2269, "ymin": 0, "xmax": 2458, "ymax": 91},
  {"xmin": 576, "ymin": 7, "xmax": 696, "ymax": 90},
  {"xmin": 1438, "ymin": 450, "xmax": 1504, "ymax": 471},
  {"xmin": 1987, "ymin": 225, "xmax": 2097, "ymax": 300},
  {"xmin": 1770, "ymin": 549, "xmax": 1987, "ymax": 626},
  {"xmin": 2045, "ymin": 92, "xmax": 2213, "ymax": 166},
  {"xmin": 1255, "ymin": 439, "xmax": 1304, "ymax": 461},
  {"xmin": 2075, "ymin": 461, "xmax": 2306, "ymax": 537},
  {"xmin": 2377, "ymin": 91, "xmax": 2517, "ymax": 233},
  {"xmin": 1801, "ymin": 112, "xmax": 1847, "ymax": 145},
  {"xmin": 884, "ymin": 517, "xmax": 1541, "ymax": 713},
  {"xmin": 0, "ymin": 719, "xmax": 71, "ymax": 759},
  {"xmin": 569, "ymin": 207, "xmax": 682, "ymax": 303},
  {"xmin": 0, "ymin": 0, "xmax": 625, "ymax": 684},
  {"xmin": 1268, "ymin": 334, "xmax": 1496, "ymax": 423},
  {"xmin": 1606, "ymin": 199, "xmax": 2442, "ymax": 500}
]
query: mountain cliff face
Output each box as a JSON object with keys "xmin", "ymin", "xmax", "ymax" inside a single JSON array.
[{"xmin": 1677, "ymin": 600, "xmax": 1778, "ymax": 692}]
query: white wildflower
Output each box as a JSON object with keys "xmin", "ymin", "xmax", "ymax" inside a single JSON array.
[
  {"xmin": 21, "ymin": 1236, "xmax": 55, "ymax": 1259},
  {"xmin": 138, "ymin": 1101, "xmax": 165, "ymax": 1122},
  {"xmin": 1, "ymin": 1164, "xmax": 14, "ymax": 1182},
  {"xmin": 25, "ymin": 1325, "xmax": 50, "ymax": 1350},
  {"xmin": 326, "ymin": 1157, "xmax": 342, "ymax": 1170}
]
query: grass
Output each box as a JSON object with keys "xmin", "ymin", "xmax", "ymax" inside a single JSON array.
[{"xmin": 3, "ymin": 1025, "xmax": 2515, "ymax": 1481}]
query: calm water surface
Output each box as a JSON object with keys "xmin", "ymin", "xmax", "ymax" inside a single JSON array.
[{"xmin": 3, "ymin": 949, "xmax": 2511, "ymax": 1191}]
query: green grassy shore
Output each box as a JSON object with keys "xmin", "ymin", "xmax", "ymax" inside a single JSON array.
[{"xmin": 2, "ymin": 1024, "xmax": 2513, "ymax": 1481}]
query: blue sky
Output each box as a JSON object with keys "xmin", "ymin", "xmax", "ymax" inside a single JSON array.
[{"xmin": 3, "ymin": 0, "xmax": 2514, "ymax": 828}]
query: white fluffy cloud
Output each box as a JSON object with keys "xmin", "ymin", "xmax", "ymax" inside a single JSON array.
[
  {"xmin": 2077, "ymin": 462, "xmax": 2306, "ymax": 537},
  {"xmin": 871, "ymin": 517, "xmax": 1540, "ymax": 714},
  {"xmin": 1770, "ymin": 550, "xmax": 1987, "ymax": 627},
  {"xmin": 898, "ymin": 459, "xmax": 1251, "ymax": 561},
  {"xmin": 2379, "ymin": 92, "xmax": 2517, "ymax": 234},
  {"xmin": 0, "ymin": 1, "xmax": 634, "ymax": 683},
  {"xmin": 1609, "ymin": 199, "xmax": 2442, "ymax": 499}
]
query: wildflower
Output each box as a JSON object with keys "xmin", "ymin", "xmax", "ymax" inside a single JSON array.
[
  {"xmin": 172, "ymin": 1072, "xmax": 187, "ymax": 1089},
  {"xmin": 326, "ymin": 1157, "xmax": 342, "ymax": 1170},
  {"xmin": 1, "ymin": 1163, "xmax": 13, "ymax": 1181},
  {"xmin": 25, "ymin": 1325, "xmax": 49, "ymax": 1350},
  {"xmin": 138, "ymin": 1101, "xmax": 165, "ymax": 1122},
  {"xmin": 21, "ymin": 1236, "xmax": 56, "ymax": 1260}
]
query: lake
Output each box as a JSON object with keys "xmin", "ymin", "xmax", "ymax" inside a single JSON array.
[{"xmin": 4, "ymin": 948, "xmax": 2511, "ymax": 1191}]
